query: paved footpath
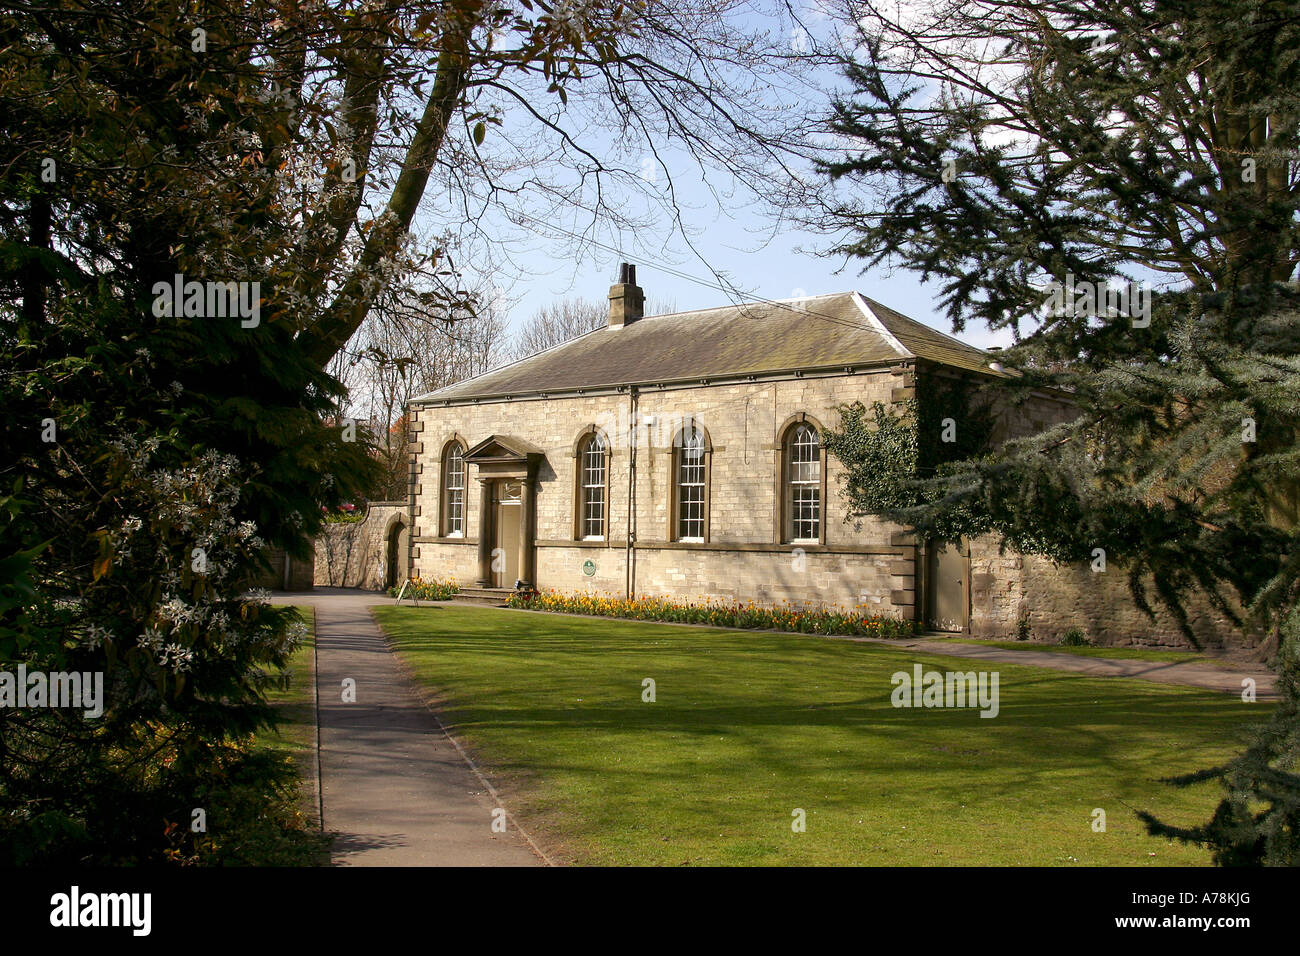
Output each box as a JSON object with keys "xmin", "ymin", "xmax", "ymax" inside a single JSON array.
[{"xmin": 271, "ymin": 589, "xmax": 543, "ymax": 867}]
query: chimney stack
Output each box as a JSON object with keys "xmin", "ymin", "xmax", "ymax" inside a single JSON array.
[{"xmin": 608, "ymin": 262, "xmax": 644, "ymax": 328}]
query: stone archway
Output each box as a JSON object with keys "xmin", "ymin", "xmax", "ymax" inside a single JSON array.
[{"xmin": 383, "ymin": 513, "xmax": 410, "ymax": 590}]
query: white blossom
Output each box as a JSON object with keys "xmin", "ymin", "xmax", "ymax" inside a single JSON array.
[
  {"xmin": 82, "ymin": 623, "xmax": 112, "ymax": 649},
  {"xmin": 158, "ymin": 644, "xmax": 195, "ymax": 672},
  {"xmin": 139, "ymin": 626, "xmax": 164, "ymax": 652}
]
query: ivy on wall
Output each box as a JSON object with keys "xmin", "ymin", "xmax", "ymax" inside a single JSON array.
[
  {"xmin": 824, "ymin": 399, "xmax": 921, "ymax": 518},
  {"xmin": 824, "ymin": 374, "xmax": 995, "ymax": 542}
]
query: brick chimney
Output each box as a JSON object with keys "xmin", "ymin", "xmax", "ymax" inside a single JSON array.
[{"xmin": 608, "ymin": 262, "xmax": 644, "ymax": 328}]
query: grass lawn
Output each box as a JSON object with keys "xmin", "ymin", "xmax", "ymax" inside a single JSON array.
[
  {"xmin": 257, "ymin": 606, "xmax": 318, "ymax": 764},
  {"xmin": 244, "ymin": 605, "xmax": 328, "ymax": 864},
  {"xmin": 375, "ymin": 604, "xmax": 1266, "ymax": 866},
  {"xmin": 930, "ymin": 637, "xmax": 1237, "ymax": 666}
]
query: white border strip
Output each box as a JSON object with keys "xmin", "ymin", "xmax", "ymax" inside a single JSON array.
[{"xmin": 851, "ymin": 291, "xmax": 911, "ymax": 357}]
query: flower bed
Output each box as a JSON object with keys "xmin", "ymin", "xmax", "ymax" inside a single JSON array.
[
  {"xmin": 388, "ymin": 576, "xmax": 458, "ymax": 601},
  {"xmin": 506, "ymin": 590, "xmax": 916, "ymax": 638}
]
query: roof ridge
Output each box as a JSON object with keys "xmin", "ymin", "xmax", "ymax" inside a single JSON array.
[{"xmin": 642, "ymin": 291, "xmax": 845, "ymax": 322}]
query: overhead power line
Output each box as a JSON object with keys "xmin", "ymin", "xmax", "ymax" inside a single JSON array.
[{"xmin": 496, "ymin": 205, "xmax": 888, "ymax": 338}]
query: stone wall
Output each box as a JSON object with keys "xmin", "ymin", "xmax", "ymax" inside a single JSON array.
[
  {"xmin": 969, "ymin": 538, "xmax": 1240, "ymax": 649},
  {"xmin": 253, "ymin": 547, "xmax": 315, "ymax": 592},
  {"xmin": 313, "ymin": 502, "xmax": 408, "ymax": 590},
  {"xmin": 533, "ymin": 543, "xmax": 903, "ymax": 613},
  {"xmin": 963, "ymin": 382, "xmax": 1239, "ymax": 648}
]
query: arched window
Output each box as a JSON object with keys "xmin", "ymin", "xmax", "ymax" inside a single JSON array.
[
  {"xmin": 441, "ymin": 441, "xmax": 466, "ymax": 537},
  {"xmin": 784, "ymin": 422, "xmax": 822, "ymax": 543},
  {"xmin": 673, "ymin": 423, "xmax": 710, "ymax": 542},
  {"xmin": 579, "ymin": 432, "xmax": 608, "ymax": 539}
]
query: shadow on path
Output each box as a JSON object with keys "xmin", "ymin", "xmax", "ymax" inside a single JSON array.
[{"xmin": 272, "ymin": 590, "xmax": 543, "ymax": 867}]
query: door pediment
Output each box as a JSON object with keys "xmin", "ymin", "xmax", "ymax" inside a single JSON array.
[
  {"xmin": 463, "ymin": 434, "xmax": 543, "ymax": 463},
  {"xmin": 464, "ymin": 435, "xmax": 545, "ymax": 478}
]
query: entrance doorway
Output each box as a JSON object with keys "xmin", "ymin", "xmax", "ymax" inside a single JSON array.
[
  {"xmin": 385, "ymin": 518, "xmax": 409, "ymax": 590},
  {"xmin": 494, "ymin": 481, "xmax": 522, "ymax": 587},
  {"xmin": 925, "ymin": 538, "xmax": 969, "ymax": 632},
  {"xmin": 463, "ymin": 436, "xmax": 543, "ymax": 590}
]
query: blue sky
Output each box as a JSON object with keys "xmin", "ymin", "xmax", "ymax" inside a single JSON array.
[
  {"xmin": 498, "ymin": 219, "xmax": 1018, "ymax": 352},
  {"xmin": 424, "ymin": 1, "xmax": 1019, "ymax": 354},
  {"xmin": 462, "ymin": 120, "xmax": 1022, "ymax": 352}
]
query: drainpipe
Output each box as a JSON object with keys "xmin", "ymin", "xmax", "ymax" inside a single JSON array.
[
  {"xmin": 626, "ymin": 386, "xmax": 638, "ymax": 600},
  {"xmin": 406, "ymin": 404, "xmax": 417, "ymax": 588}
]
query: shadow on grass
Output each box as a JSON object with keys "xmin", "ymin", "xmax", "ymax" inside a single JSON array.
[{"xmin": 374, "ymin": 606, "xmax": 1260, "ymax": 800}]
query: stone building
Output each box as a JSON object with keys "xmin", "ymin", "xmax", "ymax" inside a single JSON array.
[{"xmin": 399, "ymin": 266, "xmax": 1234, "ymax": 646}]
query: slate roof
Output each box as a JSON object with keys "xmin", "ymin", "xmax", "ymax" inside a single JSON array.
[{"xmin": 412, "ymin": 291, "xmax": 994, "ymax": 404}]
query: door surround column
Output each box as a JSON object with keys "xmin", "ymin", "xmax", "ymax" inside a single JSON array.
[
  {"xmin": 518, "ymin": 476, "xmax": 537, "ymax": 589},
  {"xmin": 476, "ymin": 478, "xmax": 494, "ymax": 587}
]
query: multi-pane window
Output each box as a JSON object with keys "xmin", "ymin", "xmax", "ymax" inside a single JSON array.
[
  {"xmin": 581, "ymin": 434, "xmax": 607, "ymax": 538},
  {"xmin": 786, "ymin": 424, "xmax": 820, "ymax": 541},
  {"xmin": 676, "ymin": 427, "xmax": 707, "ymax": 541},
  {"xmin": 443, "ymin": 443, "xmax": 465, "ymax": 536}
]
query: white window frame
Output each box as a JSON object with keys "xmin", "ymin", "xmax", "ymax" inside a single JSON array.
[
  {"xmin": 581, "ymin": 434, "xmax": 607, "ymax": 540},
  {"xmin": 785, "ymin": 423, "xmax": 821, "ymax": 543},
  {"xmin": 676, "ymin": 429, "xmax": 707, "ymax": 542},
  {"xmin": 443, "ymin": 442, "xmax": 466, "ymax": 537}
]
